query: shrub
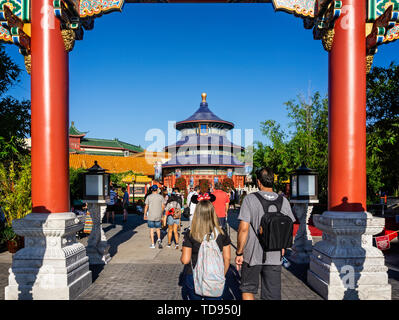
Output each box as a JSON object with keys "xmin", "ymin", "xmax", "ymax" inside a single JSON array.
[
  {"xmin": 70, "ymin": 167, "xmax": 85, "ymax": 202},
  {"xmin": 0, "ymin": 157, "xmax": 31, "ymax": 228}
]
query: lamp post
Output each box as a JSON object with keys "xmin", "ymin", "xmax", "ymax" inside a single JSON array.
[
  {"xmin": 83, "ymin": 161, "xmax": 111, "ymax": 265},
  {"xmin": 289, "ymin": 163, "xmax": 319, "ymax": 264}
]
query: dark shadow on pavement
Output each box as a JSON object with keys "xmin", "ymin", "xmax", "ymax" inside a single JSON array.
[{"xmin": 89, "ymin": 213, "xmax": 146, "ymax": 280}]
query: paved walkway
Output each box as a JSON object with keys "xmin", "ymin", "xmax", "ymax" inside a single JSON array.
[
  {"xmin": 1, "ymin": 209, "xmax": 399, "ymax": 300},
  {"xmin": 77, "ymin": 211, "xmax": 322, "ymax": 300}
]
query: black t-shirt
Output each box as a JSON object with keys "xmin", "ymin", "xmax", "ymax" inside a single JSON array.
[{"xmin": 182, "ymin": 231, "xmax": 231, "ymax": 275}]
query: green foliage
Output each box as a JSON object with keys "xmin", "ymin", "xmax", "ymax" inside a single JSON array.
[
  {"xmin": 109, "ymin": 170, "xmax": 140, "ymax": 189},
  {"xmin": 254, "ymin": 62, "xmax": 399, "ymax": 203},
  {"xmin": 69, "ymin": 167, "xmax": 85, "ymax": 202},
  {"xmin": 254, "ymin": 92, "xmax": 328, "ymax": 202},
  {"xmin": 366, "ymin": 62, "xmax": 399, "ymax": 199},
  {"xmin": 0, "ymin": 225, "xmax": 17, "ymax": 244},
  {"xmin": 222, "ymin": 178, "xmax": 234, "ymax": 193},
  {"xmin": 0, "ymin": 44, "xmax": 20, "ymax": 96},
  {"xmin": 0, "ymin": 45, "xmax": 31, "ymax": 163},
  {"xmin": 0, "ymin": 156, "xmax": 31, "ymax": 228}
]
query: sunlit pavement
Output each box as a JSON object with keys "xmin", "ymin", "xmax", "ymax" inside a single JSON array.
[{"xmin": 1, "ymin": 210, "xmax": 398, "ymax": 300}]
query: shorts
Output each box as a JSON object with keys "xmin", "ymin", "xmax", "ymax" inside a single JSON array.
[
  {"xmin": 106, "ymin": 204, "xmax": 116, "ymax": 211},
  {"xmin": 240, "ymin": 262, "xmax": 281, "ymax": 300},
  {"xmin": 167, "ymin": 215, "xmax": 180, "ymax": 226},
  {"xmin": 148, "ymin": 220, "xmax": 161, "ymax": 229},
  {"xmin": 218, "ymin": 217, "xmax": 226, "ymax": 229}
]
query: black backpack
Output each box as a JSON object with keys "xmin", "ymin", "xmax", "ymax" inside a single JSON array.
[{"xmin": 251, "ymin": 193, "xmax": 293, "ymax": 263}]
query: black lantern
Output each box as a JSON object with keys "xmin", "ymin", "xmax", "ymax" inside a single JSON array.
[
  {"xmin": 290, "ymin": 163, "xmax": 318, "ymax": 201},
  {"xmin": 83, "ymin": 161, "xmax": 110, "ymax": 200}
]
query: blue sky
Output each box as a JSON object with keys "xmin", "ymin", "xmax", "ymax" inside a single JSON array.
[{"xmin": 4, "ymin": 4, "xmax": 399, "ymax": 149}]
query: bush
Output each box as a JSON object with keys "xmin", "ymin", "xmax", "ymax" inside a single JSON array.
[
  {"xmin": 0, "ymin": 225, "xmax": 17, "ymax": 244},
  {"xmin": 70, "ymin": 167, "xmax": 85, "ymax": 202},
  {"xmin": 0, "ymin": 156, "xmax": 31, "ymax": 228}
]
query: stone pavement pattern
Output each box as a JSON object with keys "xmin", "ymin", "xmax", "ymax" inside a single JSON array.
[
  {"xmin": 77, "ymin": 211, "xmax": 323, "ymax": 300},
  {"xmin": 1, "ymin": 209, "xmax": 399, "ymax": 300}
]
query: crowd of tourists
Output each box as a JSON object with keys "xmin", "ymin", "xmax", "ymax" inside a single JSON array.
[
  {"xmin": 139, "ymin": 167, "xmax": 295, "ymax": 301},
  {"xmin": 72, "ymin": 168, "xmax": 294, "ymax": 300}
]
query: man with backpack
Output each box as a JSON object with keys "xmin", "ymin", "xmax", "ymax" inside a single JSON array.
[{"xmin": 235, "ymin": 167, "xmax": 295, "ymax": 300}]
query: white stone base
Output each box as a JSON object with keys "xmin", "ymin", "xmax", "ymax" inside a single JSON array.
[
  {"xmin": 307, "ymin": 211, "xmax": 391, "ymax": 300},
  {"xmin": 86, "ymin": 200, "xmax": 111, "ymax": 265},
  {"xmin": 5, "ymin": 212, "xmax": 92, "ymax": 300},
  {"xmin": 289, "ymin": 202, "xmax": 316, "ymax": 264}
]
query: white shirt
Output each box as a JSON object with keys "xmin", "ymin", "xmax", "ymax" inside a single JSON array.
[{"xmin": 187, "ymin": 191, "xmax": 198, "ymax": 217}]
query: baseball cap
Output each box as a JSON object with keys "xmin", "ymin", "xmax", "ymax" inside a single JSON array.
[{"xmin": 151, "ymin": 185, "xmax": 158, "ymax": 191}]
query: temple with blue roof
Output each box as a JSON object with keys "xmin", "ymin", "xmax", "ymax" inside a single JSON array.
[{"xmin": 162, "ymin": 93, "xmax": 246, "ymax": 189}]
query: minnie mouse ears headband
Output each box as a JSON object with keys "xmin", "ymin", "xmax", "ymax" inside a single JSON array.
[{"xmin": 191, "ymin": 193, "xmax": 216, "ymax": 204}]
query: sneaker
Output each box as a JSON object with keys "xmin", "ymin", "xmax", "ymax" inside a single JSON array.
[
  {"xmin": 158, "ymin": 241, "xmax": 163, "ymax": 249},
  {"xmin": 150, "ymin": 244, "xmax": 155, "ymax": 249},
  {"xmin": 167, "ymin": 243, "xmax": 171, "ymax": 248},
  {"xmin": 175, "ymin": 244, "xmax": 179, "ymax": 250}
]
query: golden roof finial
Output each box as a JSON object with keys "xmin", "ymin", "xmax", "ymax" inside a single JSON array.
[{"xmin": 201, "ymin": 92, "xmax": 207, "ymax": 103}]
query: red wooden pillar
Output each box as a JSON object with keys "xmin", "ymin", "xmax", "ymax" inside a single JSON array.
[
  {"xmin": 328, "ymin": 0, "xmax": 366, "ymax": 212},
  {"xmin": 31, "ymin": 0, "xmax": 70, "ymax": 213}
]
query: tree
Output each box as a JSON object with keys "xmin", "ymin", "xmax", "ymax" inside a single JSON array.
[
  {"xmin": 254, "ymin": 92, "xmax": 329, "ymax": 202},
  {"xmin": 69, "ymin": 167, "xmax": 85, "ymax": 202},
  {"xmin": 366, "ymin": 62, "xmax": 399, "ymax": 199},
  {"xmin": 0, "ymin": 44, "xmax": 31, "ymax": 162}
]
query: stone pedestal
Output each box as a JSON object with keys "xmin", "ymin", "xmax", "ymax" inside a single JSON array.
[
  {"xmin": 289, "ymin": 200, "xmax": 318, "ymax": 264},
  {"xmin": 86, "ymin": 200, "xmax": 111, "ymax": 265},
  {"xmin": 5, "ymin": 212, "xmax": 92, "ymax": 300},
  {"xmin": 307, "ymin": 211, "xmax": 391, "ymax": 300}
]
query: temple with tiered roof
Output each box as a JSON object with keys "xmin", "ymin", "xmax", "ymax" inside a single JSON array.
[{"xmin": 162, "ymin": 93, "xmax": 246, "ymax": 189}]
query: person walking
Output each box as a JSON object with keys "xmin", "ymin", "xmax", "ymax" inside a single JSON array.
[
  {"xmin": 229, "ymin": 189, "xmax": 236, "ymax": 210},
  {"xmin": 239, "ymin": 190, "xmax": 247, "ymax": 207},
  {"xmin": 180, "ymin": 199, "xmax": 231, "ymax": 300},
  {"xmin": 106, "ymin": 185, "xmax": 118, "ymax": 224},
  {"xmin": 122, "ymin": 187, "xmax": 129, "ymax": 222},
  {"xmin": 235, "ymin": 167, "xmax": 295, "ymax": 300},
  {"xmin": 144, "ymin": 185, "xmax": 165, "ymax": 249},
  {"xmin": 212, "ymin": 182, "xmax": 230, "ymax": 231},
  {"xmin": 165, "ymin": 192, "xmax": 182, "ymax": 249},
  {"xmin": 186, "ymin": 186, "xmax": 200, "ymax": 229}
]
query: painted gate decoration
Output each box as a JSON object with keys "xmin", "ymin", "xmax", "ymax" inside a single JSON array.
[
  {"xmin": 0, "ymin": 0, "xmax": 398, "ymax": 72},
  {"xmin": 80, "ymin": 0, "xmax": 124, "ymax": 18}
]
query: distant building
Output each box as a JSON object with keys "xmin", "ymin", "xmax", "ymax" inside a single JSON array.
[
  {"xmin": 69, "ymin": 121, "xmax": 143, "ymax": 157},
  {"xmin": 162, "ymin": 93, "xmax": 246, "ymax": 189}
]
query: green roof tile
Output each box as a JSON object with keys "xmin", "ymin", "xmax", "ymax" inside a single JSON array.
[
  {"xmin": 69, "ymin": 122, "xmax": 87, "ymax": 136},
  {"xmin": 75, "ymin": 150, "xmax": 125, "ymax": 157},
  {"xmin": 80, "ymin": 138, "xmax": 143, "ymax": 153}
]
